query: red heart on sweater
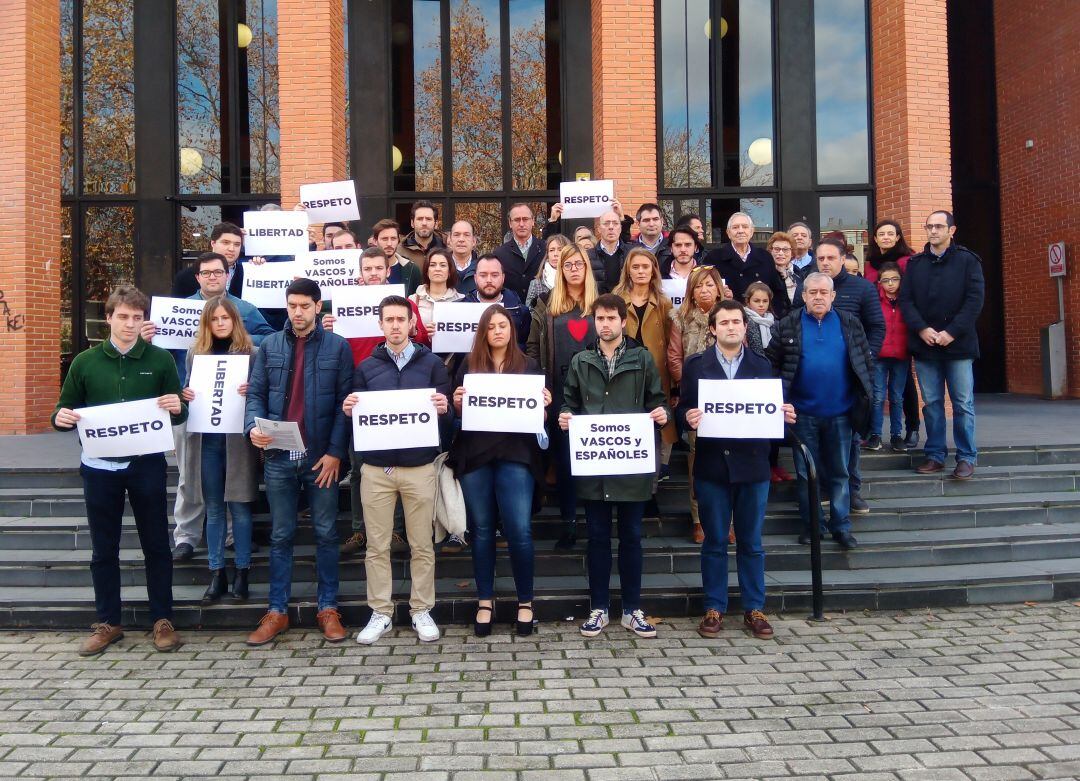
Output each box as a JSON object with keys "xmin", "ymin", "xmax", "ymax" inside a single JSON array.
[{"xmin": 567, "ymin": 318, "xmax": 589, "ymax": 342}]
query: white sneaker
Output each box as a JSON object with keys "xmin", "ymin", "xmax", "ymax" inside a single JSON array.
[
  {"xmin": 621, "ymin": 609, "xmax": 657, "ymax": 638},
  {"xmin": 356, "ymin": 612, "xmax": 392, "ymax": 645},
  {"xmin": 412, "ymin": 610, "xmax": 441, "ymax": 642},
  {"xmin": 580, "ymin": 608, "xmax": 609, "ymax": 638}
]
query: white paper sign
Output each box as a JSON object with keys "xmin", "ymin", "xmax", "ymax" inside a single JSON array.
[
  {"xmin": 75, "ymin": 398, "xmax": 175, "ymax": 458},
  {"xmin": 697, "ymin": 378, "xmax": 785, "ymax": 439},
  {"xmin": 568, "ymin": 413, "xmax": 656, "ymax": 476},
  {"xmin": 299, "ymin": 180, "xmax": 361, "ymax": 223},
  {"xmin": 186, "ymin": 354, "xmax": 250, "ymax": 434},
  {"xmin": 662, "ymin": 278, "xmax": 688, "ymax": 309},
  {"xmin": 559, "ymin": 179, "xmax": 616, "ymax": 219},
  {"xmin": 461, "ymin": 373, "xmax": 545, "ymax": 434},
  {"xmin": 352, "ymin": 388, "xmax": 439, "ymax": 451},
  {"xmin": 240, "ymin": 260, "xmax": 300, "ymax": 308},
  {"xmin": 330, "ymin": 284, "xmax": 406, "ymax": 338},
  {"xmin": 242, "ymin": 210, "xmax": 310, "ymax": 255},
  {"xmin": 148, "ymin": 297, "xmax": 207, "ymax": 351},
  {"xmin": 253, "ymin": 417, "xmax": 306, "ymax": 452},
  {"xmin": 431, "ymin": 301, "xmax": 495, "ymax": 353},
  {"xmin": 297, "ymin": 249, "xmax": 361, "ymax": 296}
]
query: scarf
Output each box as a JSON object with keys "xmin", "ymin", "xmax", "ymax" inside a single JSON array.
[
  {"xmin": 868, "ymin": 244, "xmax": 910, "ymax": 271},
  {"xmin": 745, "ymin": 308, "xmax": 775, "ymax": 348},
  {"xmin": 542, "ymin": 262, "xmax": 558, "ymax": 292}
]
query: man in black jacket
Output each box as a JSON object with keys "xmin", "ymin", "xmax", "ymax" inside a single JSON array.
[
  {"xmin": 703, "ymin": 212, "xmax": 789, "ymax": 317},
  {"xmin": 588, "ymin": 208, "xmax": 632, "ymax": 293},
  {"xmin": 463, "ymin": 255, "xmax": 530, "ymax": 346},
  {"xmin": 493, "ymin": 203, "xmax": 545, "ymax": 300},
  {"xmin": 766, "ymin": 272, "xmax": 875, "ymax": 550},
  {"xmin": 899, "ymin": 210, "xmax": 985, "ymax": 479},
  {"xmin": 345, "ymin": 295, "xmax": 452, "ymax": 646},
  {"xmin": 172, "ymin": 221, "xmax": 251, "ymax": 299}
]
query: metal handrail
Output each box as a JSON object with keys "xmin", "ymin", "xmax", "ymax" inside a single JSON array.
[{"xmin": 785, "ymin": 425, "xmax": 825, "ymax": 621}]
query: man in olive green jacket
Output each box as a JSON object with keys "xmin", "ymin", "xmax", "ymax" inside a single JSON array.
[
  {"xmin": 53, "ymin": 286, "xmax": 187, "ymax": 658},
  {"xmin": 559, "ymin": 294, "xmax": 670, "ymax": 641}
]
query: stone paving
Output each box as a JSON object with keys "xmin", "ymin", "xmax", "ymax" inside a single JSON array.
[{"xmin": 0, "ymin": 603, "xmax": 1078, "ymax": 780}]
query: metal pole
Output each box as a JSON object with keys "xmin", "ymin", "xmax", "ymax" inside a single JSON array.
[
  {"xmin": 787, "ymin": 426, "xmax": 825, "ymax": 620},
  {"xmin": 1058, "ymin": 277, "xmax": 1066, "ymax": 324}
]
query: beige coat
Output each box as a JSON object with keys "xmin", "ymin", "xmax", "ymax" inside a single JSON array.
[{"xmin": 622, "ymin": 293, "xmax": 677, "ymax": 445}]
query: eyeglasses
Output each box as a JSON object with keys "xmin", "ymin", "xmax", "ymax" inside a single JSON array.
[
  {"xmin": 879, "ymin": 277, "xmax": 901, "ymax": 284},
  {"xmin": 198, "ymin": 269, "xmax": 226, "ymax": 278},
  {"xmin": 563, "ymin": 262, "xmax": 586, "ymax": 271},
  {"xmin": 924, "ymin": 223, "xmax": 949, "ymax": 231},
  {"xmin": 770, "ymin": 247, "xmax": 792, "ymax": 254}
]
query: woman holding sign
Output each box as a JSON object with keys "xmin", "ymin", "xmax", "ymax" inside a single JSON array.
[
  {"xmin": 450, "ymin": 305, "xmax": 551, "ymax": 636},
  {"xmin": 180, "ymin": 296, "xmax": 259, "ymax": 603},
  {"xmin": 527, "ymin": 243, "xmax": 599, "ymax": 550},
  {"xmin": 410, "ymin": 247, "xmax": 465, "ymax": 338}
]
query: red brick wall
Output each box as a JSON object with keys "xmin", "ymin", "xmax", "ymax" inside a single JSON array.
[
  {"xmin": 996, "ymin": 0, "xmax": 1080, "ymax": 396},
  {"xmin": 0, "ymin": 2, "xmax": 61, "ymax": 434},
  {"xmin": 871, "ymin": 0, "xmax": 952, "ymax": 243},
  {"xmin": 278, "ymin": 0, "xmax": 347, "ymax": 211},
  {"xmin": 591, "ymin": 0, "xmax": 658, "ymax": 218}
]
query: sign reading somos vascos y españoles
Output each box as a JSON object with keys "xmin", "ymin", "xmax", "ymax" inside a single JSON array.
[
  {"xmin": 148, "ymin": 297, "xmax": 207, "ymax": 351},
  {"xmin": 568, "ymin": 413, "xmax": 656, "ymax": 477}
]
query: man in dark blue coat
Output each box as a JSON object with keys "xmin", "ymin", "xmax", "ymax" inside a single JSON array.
[
  {"xmin": 462, "ymin": 255, "xmax": 530, "ymax": 347},
  {"xmin": 703, "ymin": 212, "xmax": 789, "ymax": 317},
  {"xmin": 492, "ymin": 203, "xmax": 545, "ymax": 301},
  {"xmin": 678, "ymin": 299, "xmax": 795, "ymax": 642},
  {"xmin": 899, "ymin": 210, "xmax": 985, "ymax": 479}
]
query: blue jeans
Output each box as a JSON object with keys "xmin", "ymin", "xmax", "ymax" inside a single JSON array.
[
  {"xmin": 792, "ymin": 413, "xmax": 852, "ymax": 535},
  {"xmin": 263, "ymin": 452, "xmax": 340, "ymax": 614},
  {"xmin": 873, "ymin": 358, "xmax": 909, "ymax": 438},
  {"xmin": 583, "ymin": 500, "xmax": 644, "ymax": 614},
  {"xmin": 200, "ymin": 434, "xmax": 253, "ymax": 571},
  {"xmin": 460, "ymin": 460, "xmax": 535, "ymax": 602},
  {"xmin": 915, "ymin": 358, "xmax": 977, "ymax": 465},
  {"xmin": 694, "ymin": 478, "xmax": 769, "ymax": 613}
]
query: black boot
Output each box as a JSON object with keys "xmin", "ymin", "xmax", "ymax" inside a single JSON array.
[
  {"xmin": 228, "ymin": 568, "xmax": 250, "ymax": 601},
  {"xmin": 554, "ymin": 521, "xmax": 576, "ymax": 551},
  {"xmin": 202, "ymin": 569, "xmax": 228, "ymax": 603}
]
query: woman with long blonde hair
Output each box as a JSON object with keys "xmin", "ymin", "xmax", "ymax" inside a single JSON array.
[
  {"xmin": 526, "ymin": 243, "xmax": 599, "ymax": 549},
  {"xmin": 180, "ymin": 296, "xmax": 259, "ymax": 603}
]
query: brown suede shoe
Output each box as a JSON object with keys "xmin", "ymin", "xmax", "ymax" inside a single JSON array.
[
  {"xmin": 697, "ymin": 609, "xmax": 723, "ymax": 638},
  {"xmin": 317, "ymin": 608, "xmax": 348, "ymax": 643},
  {"xmin": 952, "ymin": 461, "xmax": 975, "ymax": 480},
  {"xmin": 152, "ymin": 619, "xmax": 182, "ymax": 652},
  {"xmin": 743, "ymin": 610, "xmax": 775, "ymax": 639},
  {"xmin": 247, "ymin": 611, "xmax": 290, "ymax": 646},
  {"xmin": 916, "ymin": 459, "xmax": 945, "ymax": 474},
  {"xmin": 77, "ymin": 623, "xmax": 124, "ymax": 657}
]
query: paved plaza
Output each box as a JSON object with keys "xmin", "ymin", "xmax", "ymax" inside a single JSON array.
[{"xmin": 0, "ymin": 603, "xmax": 1077, "ymax": 780}]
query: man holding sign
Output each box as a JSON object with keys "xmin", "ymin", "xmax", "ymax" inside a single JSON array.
[
  {"xmin": 52, "ymin": 286, "xmax": 187, "ymax": 657},
  {"xmin": 559, "ymin": 294, "xmax": 670, "ymax": 640},
  {"xmin": 345, "ymin": 295, "xmax": 452, "ymax": 645},
  {"xmin": 677, "ymin": 299, "xmax": 796, "ymax": 641}
]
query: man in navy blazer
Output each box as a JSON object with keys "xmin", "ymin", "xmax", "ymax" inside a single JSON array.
[{"xmin": 677, "ymin": 299, "xmax": 795, "ymax": 642}]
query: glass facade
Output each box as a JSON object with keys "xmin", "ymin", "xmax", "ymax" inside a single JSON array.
[{"xmin": 814, "ymin": 0, "xmax": 870, "ymax": 185}]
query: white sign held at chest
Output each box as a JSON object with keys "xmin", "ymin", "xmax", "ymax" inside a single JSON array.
[
  {"xmin": 461, "ymin": 373, "xmax": 545, "ymax": 434},
  {"xmin": 148, "ymin": 297, "xmax": 207, "ymax": 351},
  {"xmin": 240, "ymin": 260, "xmax": 299, "ymax": 308},
  {"xmin": 697, "ymin": 378, "xmax": 785, "ymax": 439},
  {"xmin": 431, "ymin": 301, "xmax": 496, "ymax": 353},
  {"xmin": 76, "ymin": 398, "xmax": 175, "ymax": 458},
  {"xmin": 186, "ymin": 354, "xmax": 250, "ymax": 434},
  {"xmin": 331, "ymin": 284, "xmax": 405, "ymax": 338},
  {"xmin": 352, "ymin": 388, "xmax": 439, "ymax": 451},
  {"xmin": 568, "ymin": 413, "xmax": 656, "ymax": 476},
  {"xmin": 559, "ymin": 179, "xmax": 615, "ymax": 219},
  {"xmin": 242, "ymin": 210, "xmax": 310, "ymax": 255},
  {"xmin": 661, "ymin": 278, "xmax": 688, "ymax": 309},
  {"xmin": 299, "ymin": 180, "xmax": 361, "ymax": 223},
  {"xmin": 296, "ymin": 250, "xmax": 361, "ymax": 295}
]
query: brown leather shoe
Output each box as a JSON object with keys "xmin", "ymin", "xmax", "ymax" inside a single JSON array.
[
  {"xmin": 247, "ymin": 611, "xmax": 289, "ymax": 646},
  {"xmin": 952, "ymin": 461, "xmax": 975, "ymax": 480},
  {"xmin": 152, "ymin": 619, "xmax": 182, "ymax": 652},
  {"xmin": 78, "ymin": 623, "xmax": 124, "ymax": 656},
  {"xmin": 916, "ymin": 459, "xmax": 945, "ymax": 474},
  {"xmin": 692, "ymin": 523, "xmax": 705, "ymax": 544},
  {"xmin": 697, "ymin": 609, "xmax": 723, "ymax": 638},
  {"xmin": 317, "ymin": 608, "xmax": 348, "ymax": 643},
  {"xmin": 743, "ymin": 610, "xmax": 774, "ymax": 639}
]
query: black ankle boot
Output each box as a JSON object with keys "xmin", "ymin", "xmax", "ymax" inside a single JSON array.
[
  {"xmin": 228, "ymin": 568, "xmax": 250, "ymax": 601},
  {"xmin": 554, "ymin": 522, "xmax": 577, "ymax": 551},
  {"xmin": 202, "ymin": 569, "xmax": 228, "ymax": 603}
]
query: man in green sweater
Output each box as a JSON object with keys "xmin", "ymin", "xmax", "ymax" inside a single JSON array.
[{"xmin": 53, "ymin": 286, "xmax": 187, "ymax": 657}]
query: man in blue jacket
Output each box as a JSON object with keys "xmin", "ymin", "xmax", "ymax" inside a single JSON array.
[
  {"xmin": 678, "ymin": 299, "xmax": 796, "ymax": 641},
  {"xmin": 345, "ymin": 295, "xmax": 452, "ymax": 646},
  {"xmin": 463, "ymin": 255, "xmax": 530, "ymax": 346},
  {"xmin": 244, "ymin": 278, "xmax": 355, "ymax": 646},
  {"xmin": 899, "ymin": 211, "xmax": 985, "ymax": 479}
]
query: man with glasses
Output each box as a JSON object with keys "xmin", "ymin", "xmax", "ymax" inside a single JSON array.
[
  {"xmin": 899, "ymin": 211, "xmax": 985, "ymax": 480},
  {"xmin": 493, "ymin": 203, "xmax": 546, "ymax": 300},
  {"xmin": 589, "ymin": 205, "xmax": 631, "ymax": 292}
]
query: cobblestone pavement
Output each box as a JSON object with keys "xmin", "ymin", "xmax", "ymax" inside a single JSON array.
[{"xmin": 0, "ymin": 603, "xmax": 1079, "ymax": 780}]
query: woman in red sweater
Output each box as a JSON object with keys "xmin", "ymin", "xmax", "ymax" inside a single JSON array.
[{"xmin": 864, "ymin": 219, "xmax": 914, "ymax": 283}]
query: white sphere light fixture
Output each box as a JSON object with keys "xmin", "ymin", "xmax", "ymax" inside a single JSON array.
[
  {"xmin": 179, "ymin": 147, "xmax": 203, "ymax": 176},
  {"xmin": 237, "ymin": 23, "xmax": 253, "ymax": 48},
  {"xmin": 392, "ymin": 145, "xmax": 403, "ymax": 172},
  {"xmin": 747, "ymin": 137, "xmax": 773, "ymax": 167}
]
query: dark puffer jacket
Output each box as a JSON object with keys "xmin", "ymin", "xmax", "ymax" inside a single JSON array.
[{"xmin": 765, "ymin": 308, "xmax": 876, "ymax": 436}]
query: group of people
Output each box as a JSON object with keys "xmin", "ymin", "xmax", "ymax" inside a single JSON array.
[{"xmin": 52, "ymin": 196, "xmax": 984, "ymax": 657}]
